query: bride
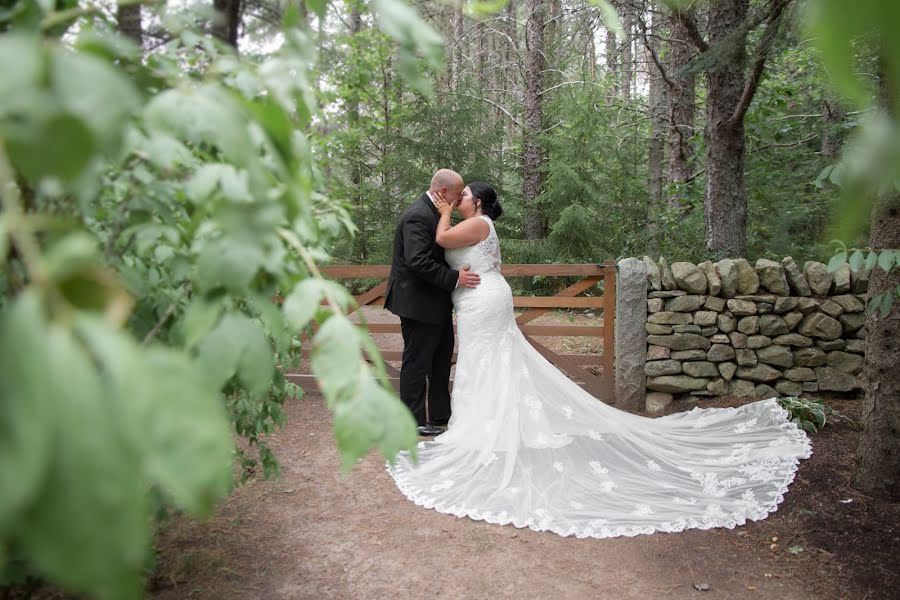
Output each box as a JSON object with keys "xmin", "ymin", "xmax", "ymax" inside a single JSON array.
[{"xmin": 387, "ymin": 182, "xmax": 811, "ymax": 539}]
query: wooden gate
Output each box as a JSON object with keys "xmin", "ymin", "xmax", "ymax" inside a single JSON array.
[{"xmin": 288, "ymin": 262, "xmax": 616, "ymax": 402}]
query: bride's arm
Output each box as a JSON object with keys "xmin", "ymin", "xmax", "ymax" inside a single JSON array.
[{"xmin": 434, "ymin": 196, "xmax": 490, "ymax": 249}]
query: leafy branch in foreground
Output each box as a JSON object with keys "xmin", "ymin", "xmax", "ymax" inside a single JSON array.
[{"xmin": 0, "ymin": 0, "xmax": 441, "ymax": 597}]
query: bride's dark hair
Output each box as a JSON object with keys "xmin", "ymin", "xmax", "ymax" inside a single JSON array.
[{"xmin": 467, "ymin": 181, "xmax": 503, "ymax": 220}]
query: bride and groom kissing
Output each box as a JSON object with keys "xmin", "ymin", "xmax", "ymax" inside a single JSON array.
[{"xmin": 383, "ymin": 168, "xmax": 811, "ymax": 540}]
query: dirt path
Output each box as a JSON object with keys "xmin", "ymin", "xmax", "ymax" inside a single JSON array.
[{"xmin": 151, "ymin": 394, "xmax": 825, "ymax": 600}]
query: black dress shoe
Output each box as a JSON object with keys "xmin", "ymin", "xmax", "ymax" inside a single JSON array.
[{"xmin": 417, "ymin": 424, "xmax": 444, "ymax": 436}]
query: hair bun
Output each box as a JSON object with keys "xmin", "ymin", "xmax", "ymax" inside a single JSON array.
[{"xmin": 468, "ymin": 181, "xmax": 503, "ymax": 221}]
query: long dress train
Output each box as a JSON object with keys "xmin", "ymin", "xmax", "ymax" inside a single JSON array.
[{"xmin": 387, "ymin": 216, "xmax": 811, "ymax": 539}]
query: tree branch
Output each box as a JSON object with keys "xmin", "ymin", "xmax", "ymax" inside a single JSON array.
[
  {"xmin": 448, "ymin": 92, "xmax": 523, "ymax": 130},
  {"xmin": 672, "ymin": 8, "xmax": 708, "ymax": 53},
  {"xmin": 730, "ymin": 0, "xmax": 793, "ymax": 126},
  {"xmin": 635, "ymin": 11, "xmax": 675, "ymax": 90}
]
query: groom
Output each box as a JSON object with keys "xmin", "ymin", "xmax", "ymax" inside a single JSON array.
[{"xmin": 384, "ymin": 169, "xmax": 480, "ymax": 436}]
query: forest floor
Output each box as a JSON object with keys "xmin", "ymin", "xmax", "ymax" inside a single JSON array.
[{"xmin": 144, "ymin": 310, "xmax": 898, "ymax": 600}]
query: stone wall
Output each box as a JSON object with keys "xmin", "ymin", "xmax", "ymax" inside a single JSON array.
[{"xmin": 640, "ymin": 256, "xmax": 867, "ymax": 409}]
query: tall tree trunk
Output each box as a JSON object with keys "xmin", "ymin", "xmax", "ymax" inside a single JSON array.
[
  {"xmin": 647, "ymin": 7, "xmax": 666, "ymax": 207},
  {"xmin": 523, "ymin": 0, "xmax": 548, "ymax": 240},
  {"xmin": 212, "ymin": 0, "xmax": 242, "ymax": 49},
  {"xmin": 703, "ymin": 0, "xmax": 748, "ymax": 258},
  {"xmin": 587, "ymin": 22, "xmax": 597, "ymax": 80},
  {"xmin": 606, "ymin": 1, "xmax": 618, "ymax": 77},
  {"xmin": 854, "ymin": 194, "xmax": 900, "ymax": 498},
  {"xmin": 694, "ymin": 0, "xmax": 790, "ymax": 257},
  {"xmin": 820, "ymin": 99, "xmax": 844, "ymax": 158},
  {"xmin": 116, "ymin": 2, "xmax": 143, "ymax": 48},
  {"xmin": 503, "ymin": 0, "xmax": 519, "ymax": 155},
  {"xmin": 667, "ymin": 10, "xmax": 695, "ymax": 208},
  {"xmin": 348, "ymin": 3, "xmax": 366, "ymax": 260},
  {"xmin": 620, "ymin": 8, "xmax": 633, "ymax": 100},
  {"xmin": 449, "ymin": 3, "xmax": 464, "ymax": 91},
  {"xmin": 853, "ymin": 70, "xmax": 900, "ymax": 499}
]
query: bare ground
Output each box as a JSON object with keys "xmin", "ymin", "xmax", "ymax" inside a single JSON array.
[
  {"xmin": 148, "ymin": 394, "xmax": 897, "ymax": 600},
  {"xmin": 146, "ymin": 309, "xmax": 897, "ymax": 600}
]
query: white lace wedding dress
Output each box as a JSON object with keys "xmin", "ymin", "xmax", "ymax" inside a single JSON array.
[{"xmin": 387, "ymin": 215, "xmax": 811, "ymax": 538}]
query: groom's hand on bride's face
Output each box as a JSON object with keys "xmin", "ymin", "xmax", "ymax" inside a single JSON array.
[{"xmin": 458, "ymin": 265, "xmax": 480, "ymax": 288}]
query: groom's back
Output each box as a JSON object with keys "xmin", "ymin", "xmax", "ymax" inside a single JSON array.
[{"xmin": 383, "ymin": 194, "xmax": 454, "ymax": 324}]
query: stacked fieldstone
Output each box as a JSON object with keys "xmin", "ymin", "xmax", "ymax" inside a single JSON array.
[{"xmin": 642, "ymin": 256, "xmax": 867, "ymax": 406}]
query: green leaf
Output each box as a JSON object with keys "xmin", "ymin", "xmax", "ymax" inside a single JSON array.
[
  {"xmin": 196, "ymin": 312, "xmax": 273, "ymax": 395},
  {"xmin": 5, "ymin": 112, "xmax": 98, "ymax": 182},
  {"xmin": 74, "ymin": 317, "xmax": 233, "ymax": 517},
  {"xmin": 50, "ymin": 45, "xmax": 141, "ymax": 152},
  {"xmin": 179, "ymin": 298, "xmax": 227, "ymax": 348},
  {"xmin": 826, "ymin": 251, "xmax": 847, "ymax": 273},
  {"xmin": 43, "ymin": 232, "xmax": 100, "ymax": 281},
  {"xmin": 810, "ymin": 408, "xmax": 826, "ymax": 430},
  {"xmin": 865, "ymin": 251, "xmax": 878, "ymax": 271},
  {"xmin": 848, "ymin": 249, "xmax": 865, "ymax": 272},
  {"xmin": 0, "ymin": 293, "xmax": 54, "ymax": 537},
  {"xmin": 801, "ymin": 420, "xmax": 818, "ymax": 434},
  {"xmin": 311, "ymin": 314, "xmax": 362, "ymax": 405},
  {"xmin": 306, "ymin": 0, "xmax": 328, "ymax": 19},
  {"xmin": 371, "ymin": 0, "xmax": 443, "ymax": 71},
  {"xmin": 19, "ymin": 318, "xmax": 146, "ymax": 600},
  {"xmin": 866, "ymin": 292, "xmax": 886, "ymax": 315},
  {"xmin": 787, "ymin": 545, "xmax": 805, "ymax": 555},
  {"xmin": 879, "ymin": 291, "xmax": 894, "ymax": 317},
  {"xmin": 144, "ymin": 85, "xmax": 254, "ymax": 165},
  {"xmin": 194, "ymin": 239, "xmax": 267, "ymax": 294},
  {"xmin": 235, "ymin": 316, "xmax": 275, "ymax": 398},
  {"xmin": 590, "ymin": 0, "xmax": 625, "ymax": 41},
  {"xmin": 283, "ymin": 277, "xmax": 326, "ymax": 331},
  {"xmin": 332, "ymin": 369, "xmax": 417, "ymax": 472},
  {"xmin": 878, "ymin": 249, "xmax": 896, "ymax": 273}
]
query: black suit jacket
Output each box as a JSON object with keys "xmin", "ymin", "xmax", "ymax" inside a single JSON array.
[{"xmin": 384, "ymin": 193, "xmax": 459, "ymax": 324}]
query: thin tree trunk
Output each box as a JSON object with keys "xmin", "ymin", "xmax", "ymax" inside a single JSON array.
[
  {"xmin": 606, "ymin": 1, "xmax": 618, "ymax": 77},
  {"xmin": 647, "ymin": 7, "xmax": 666, "ymax": 207},
  {"xmin": 523, "ymin": 0, "xmax": 548, "ymax": 240},
  {"xmin": 116, "ymin": 2, "xmax": 143, "ymax": 48},
  {"xmin": 587, "ymin": 23, "xmax": 597, "ymax": 81},
  {"xmin": 348, "ymin": 3, "xmax": 366, "ymax": 260},
  {"xmin": 853, "ymin": 69, "xmax": 900, "ymax": 499},
  {"xmin": 212, "ymin": 0, "xmax": 242, "ymax": 49},
  {"xmin": 620, "ymin": 8, "xmax": 633, "ymax": 100},
  {"xmin": 820, "ymin": 99, "xmax": 844, "ymax": 158},
  {"xmin": 503, "ymin": 0, "xmax": 518, "ymax": 155},
  {"xmin": 667, "ymin": 10, "xmax": 695, "ymax": 208}
]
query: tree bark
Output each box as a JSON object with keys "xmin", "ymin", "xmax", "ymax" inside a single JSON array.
[
  {"xmin": 116, "ymin": 2, "xmax": 143, "ymax": 48},
  {"xmin": 703, "ymin": 0, "xmax": 749, "ymax": 258},
  {"xmin": 854, "ymin": 69, "xmax": 900, "ymax": 500},
  {"xmin": 854, "ymin": 194, "xmax": 900, "ymax": 499},
  {"xmin": 820, "ymin": 99, "xmax": 844, "ymax": 158},
  {"xmin": 348, "ymin": 3, "xmax": 366, "ymax": 260},
  {"xmin": 523, "ymin": 0, "xmax": 548, "ymax": 240},
  {"xmin": 667, "ymin": 9, "xmax": 695, "ymax": 208},
  {"xmin": 451, "ymin": 3, "xmax": 465, "ymax": 91},
  {"xmin": 213, "ymin": 0, "xmax": 242, "ymax": 49},
  {"xmin": 647, "ymin": 7, "xmax": 666, "ymax": 207},
  {"xmin": 620, "ymin": 8, "xmax": 633, "ymax": 100}
]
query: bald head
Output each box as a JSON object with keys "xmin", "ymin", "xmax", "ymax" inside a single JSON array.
[
  {"xmin": 429, "ymin": 169, "xmax": 465, "ymax": 205},
  {"xmin": 430, "ymin": 169, "xmax": 464, "ymax": 195}
]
